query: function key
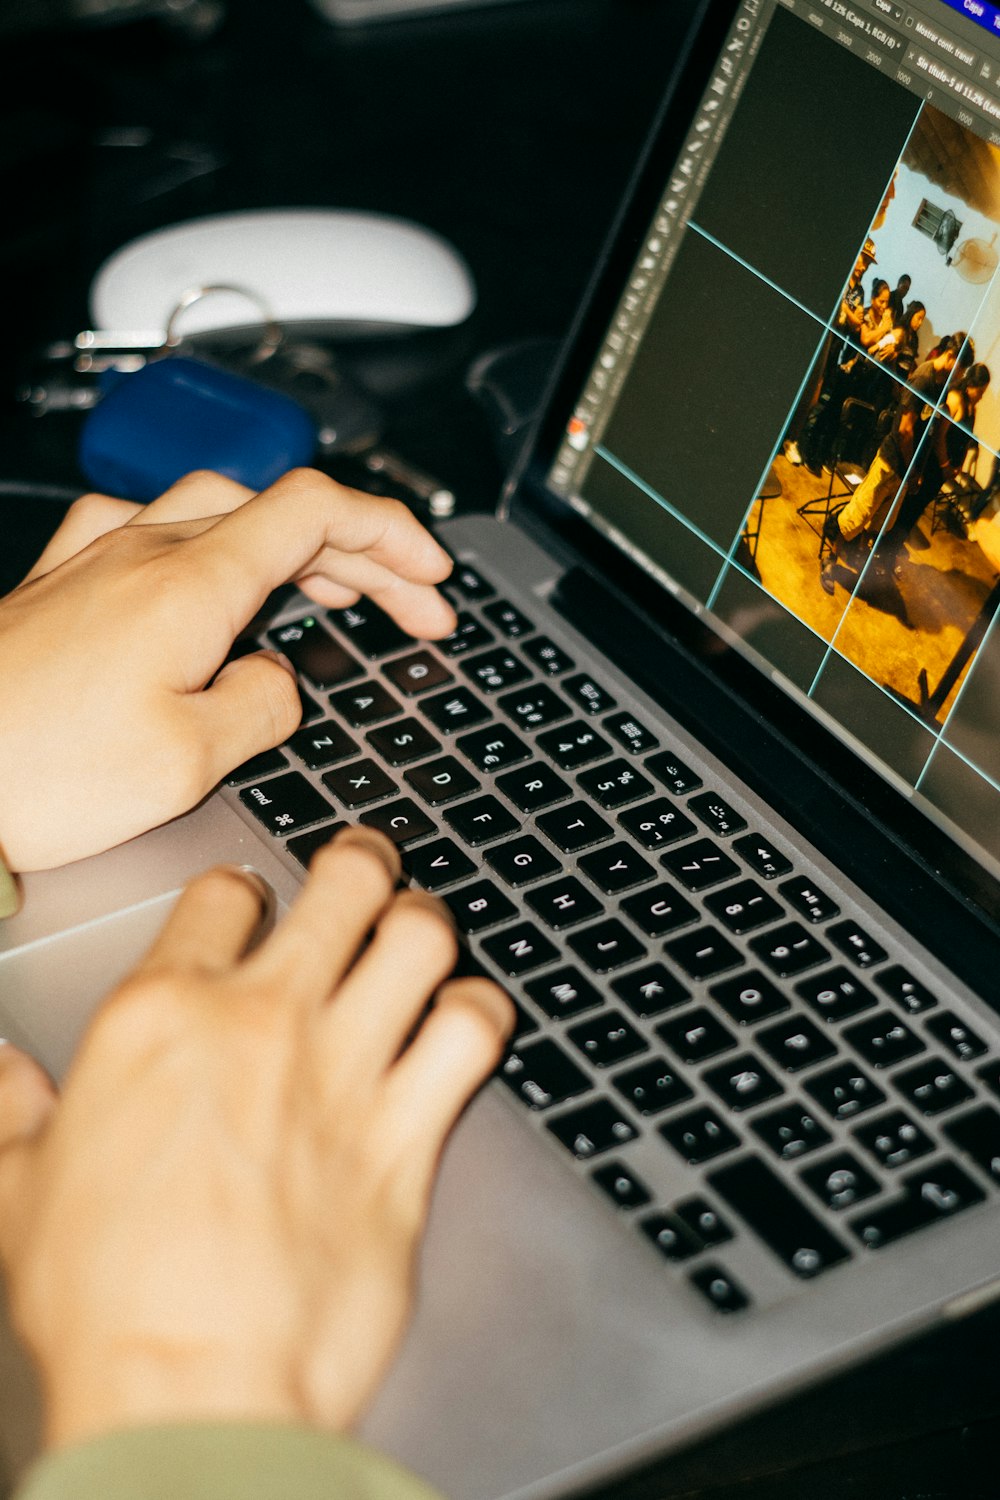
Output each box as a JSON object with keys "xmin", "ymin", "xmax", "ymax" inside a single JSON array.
[
  {"xmin": 943, "ymin": 1104, "xmax": 1000, "ymax": 1185},
  {"xmin": 799, "ymin": 1152, "xmax": 880, "ymax": 1212},
  {"xmin": 567, "ymin": 918, "xmax": 646, "ymax": 974},
  {"xmin": 525, "ymin": 966, "xmax": 603, "ymax": 1021},
  {"xmin": 778, "ymin": 876, "xmax": 840, "ymax": 925},
  {"xmin": 226, "ymin": 747, "xmax": 288, "ymax": 785},
  {"xmin": 640, "ymin": 1213, "xmax": 701, "ymax": 1263},
  {"xmin": 688, "ymin": 792, "xmax": 747, "ymax": 839},
  {"xmin": 565, "ymin": 673, "xmax": 617, "ymax": 716},
  {"xmin": 796, "ymin": 967, "xmax": 877, "ymax": 1023},
  {"xmin": 657, "ymin": 1006, "xmax": 736, "ymax": 1064},
  {"xmin": 268, "ymin": 616, "xmax": 362, "ymax": 689},
  {"xmin": 500, "ymin": 1038, "xmax": 589, "ymax": 1110},
  {"xmin": 702, "ymin": 1052, "xmax": 784, "ymax": 1112},
  {"xmin": 613, "ymin": 1057, "xmax": 693, "ymax": 1115},
  {"xmin": 644, "ymin": 749, "xmax": 701, "ymax": 794},
  {"xmin": 422, "ymin": 686, "xmax": 491, "ymax": 733},
  {"xmin": 605, "ymin": 713, "xmax": 659, "ymax": 757},
  {"xmin": 827, "ymin": 919, "xmax": 888, "ymax": 970},
  {"xmin": 547, "ymin": 1099, "xmax": 639, "ymax": 1159},
  {"xmin": 359, "ymin": 798, "xmax": 436, "ymax": 847},
  {"xmin": 661, "ymin": 1105, "xmax": 741, "ymax": 1165},
  {"xmin": 498, "ymin": 684, "xmax": 569, "ymax": 731},
  {"xmin": 484, "ymin": 834, "xmax": 560, "ymax": 886},
  {"xmin": 496, "ymin": 761, "xmax": 570, "ymax": 812},
  {"xmin": 239, "ymin": 771, "xmax": 335, "ymax": 835},
  {"xmin": 328, "ymin": 680, "xmax": 401, "ymax": 728},
  {"xmin": 526, "ymin": 876, "xmax": 601, "ymax": 930},
  {"xmin": 461, "ymin": 649, "xmax": 531, "ymax": 694},
  {"xmin": 618, "ymin": 799, "xmax": 696, "ymax": 849},
  {"xmin": 523, "ymin": 635, "xmax": 575, "ymax": 676},
  {"xmin": 592, "ymin": 1161, "xmax": 652, "ymax": 1210},
  {"xmin": 578, "ymin": 760, "xmax": 654, "ymax": 810},
  {"xmin": 756, "ymin": 1016, "xmax": 837, "ymax": 1073},
  {"xmin": 751, "ymin": 1101, "xmax": 832, "ymax": 1161},
  {"xmin": 876, "ymin": 965, "xmax": 938, "ymax": 1016},
  {"xmin": 688, "ymin": 1264, "xmax": 751, "ymax": 1313},
  {"xmin": 925, "ymin": 1011, "xmax": 988, "ymax": 1064},
  {"xmin": 611, "ymin": 962, "xmax": 691, "ymax": 1018},
  {"xmin": 852, "ymin": 1109, "xmax": 933, "ymax": 1170},
  {"xmin": 579, "ymin": 840, "xmax": 655, "ymax": 893},
  {"xmin": 366, "ymin": 717, "xmax": 441, "ymax": 766},
  {"xmin": 620, "ymin": 882, "xmax": 697, "ymax": 937},
  {"xmin": 733, "ymin": 833, "xmax": 792, "ymax": 881},
  {"xmin": 445, "ymin": 562, "xmax": 495, "ymax": 602},
  {"xmin": 850, "ymin": 1159, "xmax": 984, "ymax": 1251},
  {"xmin": 444, "ymin": 879, "xmax": 517, "ymax": 934},
  {"xmin": 805, "ymin": 1061, "xmax": 885, "ymax": 1122},
  {"xmin": 664, "ymin": 927, "xmax": 743, "ymax": 982},
  {"xmin": 750, "ymin": 922, "xmax": 829, "ymax": 979},
  {"xmin": 322, "ymin": 758, "xmax": 397, "ymax": 808},
  {"xmin": 708, "ymin": 1154, "xmax": 851, "ymax": 1278},
  {"xmin": 660, "ymin": 838, "xmax": 739, "ymax": 891},
  {"xmin": 456, "ymin": 723, "xmax": 530, "ymax": 772},
  {"xmin": 710, "ymin": 971, "xmax": 789, "ymax": 1026},
  {"xmin": 444, "ymin": 795, "xmax": 520, "ymax": 846},
  {"xmin": 404, "ymin": 755, "xmax": 479, "ymax": 805},
  {"xmin": 704, "ymin": 879, "xmax": 783, "ymax": 934},
  {"xmin": 567, "ymin": 1010, "xmax": 648, "ymax": 1069},
  {"xmin": 285, "ymin": 821, "xmax": 345, "ymax": 867},
  {"xmin": 537, "ymin": 720, "xmax": 611, "ymax": 769},
  {"xmin": 438, "ymin": 613, "xmax": 494, "ymax": 657},
  {"xmin": 536, "ymin": 801, "xmax": 613, "ymax": 853},
  {"xmin": 482, "ymin": 921, "xmax": 561, "ymax": 977},
  {"xmin": 842, "ymin": 1011, "xmax": 925, "ymax": 1069},
  {"xmin": 328, "ymin": 601, "xmax": 411, "ymax": 659},
  {"xmin": 383, "ymin": 651, "xmax": 453, "ymax": 697},
  {"xmin": 404, "ymin": 836, "xmax": 476, "ymax": 891},
  {"xmin": 483, "ymin": 598, "xmax": 533, "ymax": 637},
  {"xmin": 893, "ymin": 1057, "xmax": 974, "ymax": 1117}
]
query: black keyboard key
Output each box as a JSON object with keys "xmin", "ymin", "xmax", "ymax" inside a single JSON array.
[
  {"xmin": 704, "ymin": 879, "xmax": 784, "ymax": 934},
  {"xmin": 708, "ymin": 1154, "xmax": 851, "ymax": 1278},
  {"xmin": 661, "ymin": 838, "xmax": 739, "ymax": 891},
  {"xmin": 568, "ymin": 1011, "xmax": 648, "ymax": 1068},
  {"xmin": 366, "ymin": 716, "xmax": 441, "ymax": 766},
  {"xmin": 733, "ymin": 833, "xmax": 792, "ymax": 880},
  {"xmin": 757, "ymin": 1016, "xmax": 838, "ymax": 1073},
  {"xmin": 578, "ymin": 841, "xmax": 655, "ymax": 894},
  {"xmin": 828, "ymin": 919, "xmax": 887, "ymax": 970},
  {"xmin": 710, "ymin": 971, "xmax": 789, "ymax": 1026},
  {"xmin": 778, "ymin": 876, "xmax": 839, "ymax": 925},
  {"xmin": 537, "ymin": 801, "xmax": 613, "ymax": 853},
  {"xmin": 537, "ymin": 720, "xmax": 611, "ymax": 769},
  {"xmin": 328, "ymin": 601, "xmax": 411, "ymax": 658},
  {"xmin": 404, "ymin": 837, "xmax": 476, "ymax": 891},
  {"xmin": 640, "ymin": 1213, "xmax": 701, "ymax": 1262},
  {"xmin": 674, "ymin": 1198, "xmax": 734, "ymax": 1248},
  {"xmin": 445, "ymin": 562, "xmax": 495, "ymax": 602},
  {"xmin": 750, "ymin": 922, "xmax": 828, "ymax": 978},
  {"xmin": 444, "ymin": 795, "xmax": 520, "ymax": 845},
  {"xmin": 445, "ymin": 879, "xmax": 517, "ymax": 933},
  {"xmin": 613, "ymin": 1057, "xmax": 693, "ymax": 1115},
  {"xmin": 657, "ymin": 1006, "xmax": 737, "ymax": 1064},
  {"xmin": 483, "ymin": 598, "xmax": 533, "ymax": 637},
  {"xmin": 806, "ymin": 1061, "xmax": 886, "ymax": 1122},
  {"xmin": 796, "ymin": 967, "xmax": 877, "ymax": 1023},
  {"xmin": 703, "ymin": 1052, "xmax": 784, "ymax": 1112},
  {"xmin": 620, "ymin": 883, "xmax": 697, "ymax": 936},
  {"xmin": 484, "ymin": 835, "xmax": 560, "ymax": 886},
  {"xmin": 298, "ymin": 686, "xmax": 324, "ymax": 724},
  {"xmin": 877, "ymin": 965, "xmax": 938, "ymax": 1016},
  {"xmin": 322, "ymin": 758, "xmax": 397, "ymax": 808},
  {"xmin": 328, "ymin": 680, "xmax": 401, "ymax": 727},
  {"xmin": 605, "ymin": 712, "xmax": 659, "ymax": 756},
  {"xmin": 894, "ymin": 1057, "xmax": 974, "ymax": 1116},
  {"xmin": 359, "ymin": 798, "xmax": 436, "ymax": 846},
  {"xmin": 526, "ymin": 877, "xmax": 601, "ymax": 930},
  {"xmin": 226, "ymin": 747, "xmax": 288, "ymax": 785},
  {"xmin": 496, "ymin": 761, "xmax": 570, "ymax": 812},
  {"xmin": 568, "ymin": 919, "xmax": 646, "ymax": 974},
  {"xmin": 645, "ymin": 749, "xmax": 702, "ymax": 793},
  {"xmin": 619, "ymin": 798, "xmax": 697, "ymax": 850},
  {"xmin": 592, "ymin": 1161, "xmax": 651, "ymax": 1210},
  {"xmin": 383, "ymin": 650, "xmax": 453, "ymax": 697},
  {"xmin": 612, "ymin": 963, "xmax": 691, "ymax": 1018},
  {"xmin": 689, "ymin": 1264, "xmax": 751, "ymax": 1313},
  {"xmin": 943, "ymin": 1104, "xmax": 1000, "ymax": 1184},
  {"xmin": 926, "ymin": 1011, "xmax": 989, "ymax": 1064},
  {"xmin": 564, "ymin": 672, "xmax": 616, "ymax": 715},
  {"xmin": 665, "ymin": 927, "xmax": 743, "ymax": 981},
  {"xmin": 523, "ymin": 635, "xmax": 575, "ymax": 676},
  {"xmin": 268, "ymin": 616, "xmax": 362, "ymax": 687},
  {"xmin": 498, "ymin": 684, "xmax": 569, "ymax": 731},
  {"xmin": 843, "ymin": 1011, "xmax": 925, "ymax": 1069},
  {"xmin": 977, "ymin": 1059, "xmax": 1000, "ymax": 1099},
  {"xmin": 853, "ymin": 1109, "xmax": 934, "ymax": 1170},
  {"xmin": 405, "ymin": 755, "xmax": 479, "ymax": 805},
  {"xmin": 500, "ymin": 1038, "xmax": 589, "ymax": 1110},
  {"xmin": 547, "ymin": 1099, "xmax": 639, "ymax": 1159},
  {"xmin": 752, "ymin": 1102, "xmax": 832, "ymax": 1161},
  {"xmin": 456, "ymin": 723, "xmax": 531, "ymax": 773},
  {"xmin": 851, "ymin": 1159, "xmax": 985, "ymax": 1250},
  {"xmin": 482, "ymin": 921, "xmax": 561, "ymax": 976},
  {"xmin": 285, "ymin": 822, "xmax": 345, "ymax": 866},
  {"xmin": 525, "ymin": 966, "xmax": 604, "ymax": 1020},
  {"xmin": 287, "ymin": 721, "xmax": 357, "ymax": 770},
  {"xmin": 688, "ymin": 792, "xmax": 747, "ymax": 839},
  {"xmin": 578, "ymin": 760, "xmax": 654, "ymax": 810},
  {"xmin": 239, "ymin": 771, "xmax": 334, "ymax": 835},
  {"xmin": 461, "ymin": 648, "xmax": 530, "ymax": 693},
  {"xmin": 421, "ymin": 686, "xmax": 491, "ymax": 733},
  {"xmin": 438, "ymin": 613, "xmax": 494, "ymax": 657},
  {"xmin": 661, "ymin": 1106, "xmax": 741, "ymax": 1165},
  {"xmin": 799, "ymin": 1151, "xmax": 880, "ymax": 1211}
]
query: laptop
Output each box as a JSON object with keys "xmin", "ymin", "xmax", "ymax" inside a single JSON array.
[{"xmin": 6, "ymin": 0, "xmax": 1000, "ymax": 1495}]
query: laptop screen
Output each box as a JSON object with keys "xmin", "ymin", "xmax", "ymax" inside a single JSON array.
[{"xmin": 542, "ymin": 0, "xmax": 1000, "ymax": 901}]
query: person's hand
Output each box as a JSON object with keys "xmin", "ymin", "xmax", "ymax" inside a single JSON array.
[
  {"xmin": 0, "ymin": 826, "xmax": 513, "ymax": 1448},
  {"xmin": 0, "ymin": 469, "xmax": 456, "ymax": 871}
]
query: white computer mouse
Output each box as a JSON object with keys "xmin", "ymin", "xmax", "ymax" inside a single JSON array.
[{"xmin": 89, "ymin": 208, "xmax": 477, "ymax": 339}]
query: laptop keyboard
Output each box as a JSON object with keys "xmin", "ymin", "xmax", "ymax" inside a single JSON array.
[{"xmin": 224, "ymin": 558, "xmax": 1000, "ymax": 1317}]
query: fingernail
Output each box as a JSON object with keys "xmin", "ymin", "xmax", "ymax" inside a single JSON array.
[{"xmin": 259, "ymin": 650, "xmax": 298, "ymax": 678}]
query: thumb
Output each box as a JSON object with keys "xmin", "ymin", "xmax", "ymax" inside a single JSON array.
[
  {"xmin": 0, "ymin": 1045, "xmax": 57, "ymax": 1256},
  {"xmin": 186, "ymin": 650, "xmax": 303, "ymax": 789}
]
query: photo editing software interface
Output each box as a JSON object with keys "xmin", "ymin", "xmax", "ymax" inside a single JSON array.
[{"xmin": 550, "ymin": 0, "xmax": 1000, "ymax": 882}]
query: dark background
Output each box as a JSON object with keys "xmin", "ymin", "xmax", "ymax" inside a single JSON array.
[{"xmin": 2, "ymin": 1, "xmax": 1000, "ymax": 1496}]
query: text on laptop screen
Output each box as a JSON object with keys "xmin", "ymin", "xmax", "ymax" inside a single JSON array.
[{"xmin": 549, "ymin": 0, "xmax": 1000, "ymax": 886}]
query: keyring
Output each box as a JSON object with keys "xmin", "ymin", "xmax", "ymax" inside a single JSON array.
[{"xmin": 164, "ymin": 283, "xmax": 284, "ymax": 361}]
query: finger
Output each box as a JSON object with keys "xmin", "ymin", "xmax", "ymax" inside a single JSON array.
[
  {"xmin": 0, "ymin": 1043, "xmax": 57, "ymax": 1154},
  {"xmin": 381, "ymin": 977, "xmax": 514, "ymax": 1183},
  {"xmin": 20, "ymin": 492, "xmax": 143, "ymax": 582},
  {"xmin": 249, "ymin": 828, "xmax": 400, "ymax": 1002},
  {"xmin": 132, "ymin": 865, "xmax": 273, "ymax": 979},
  {"xmin": 293, "ymin": 555, "xmax": 456, "ymax": 639},
  {"xmin": 126, "ymin": 469, "xmax": 254, "ymax": 526},
  {"xmin": 323, "ymin": 890, "xmax": 459, "ymax": 1071},
  {"xmin": 181, "ymin": 650, "xmax": 302, "ymax": 790}
]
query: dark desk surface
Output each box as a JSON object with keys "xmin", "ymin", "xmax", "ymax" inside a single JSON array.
[{"xmin": 3, "ymin": 2, "xmax": 1000, "ymax": 1495}]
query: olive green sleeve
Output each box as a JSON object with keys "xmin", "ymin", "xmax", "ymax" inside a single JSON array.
[{"xmin": 12, "ymin": 1423, "xmax": 447, "ymax": 1500}]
